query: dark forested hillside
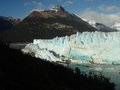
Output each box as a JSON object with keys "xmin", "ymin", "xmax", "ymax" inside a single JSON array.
[{"xmin": 0, "ymin": 42, "xmax": 115, "ymax": 90}]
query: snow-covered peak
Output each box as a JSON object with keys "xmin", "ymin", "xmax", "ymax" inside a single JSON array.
[
  {"xmin": 112, "ymin": 22, "xmax": 120, "ymax": 30},
  {"xmin": 82, "ymin": 18, "xmax": 118, "ymax": 32},
  {"xmin": 82, "ymin": 18, "xmax": 96, "ymax": 28},
  {"xmin": 51, "ymin": 5, "xmax": 65, "ymax": 12}
]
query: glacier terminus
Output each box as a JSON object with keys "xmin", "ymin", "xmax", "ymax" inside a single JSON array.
[{"xmin": 22, "ymin": 31, "xmax": 120, "ymax": 65}]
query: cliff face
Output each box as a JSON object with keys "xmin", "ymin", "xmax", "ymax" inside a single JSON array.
[
  {"xmin": 0, "ymin": 5, "xmax": 96, "ymax": 43},
  {"xmin": 23, "ymin": 32, "xmax": 120, "ymax": 64}
]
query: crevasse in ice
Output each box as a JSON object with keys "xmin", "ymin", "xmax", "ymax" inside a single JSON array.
[{"xmin": 22, "ymin": 32, "xmax": 120, "ymax": 64}]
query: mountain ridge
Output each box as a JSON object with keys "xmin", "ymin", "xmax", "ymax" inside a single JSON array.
[
  {"xmin": 0, "ymin": 5, "xmax": 96, "ymax": 43},
  {"xmin": 83, "ymin": 18, "xmax": 118, "ymax": 32},
  {"xmin": 0, "ymin": 16, "xmax": 21, "ymax": 33}
]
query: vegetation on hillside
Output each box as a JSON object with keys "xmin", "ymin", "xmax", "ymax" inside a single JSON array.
[{"xmin": 0, "ymin": 42, "xmax": 115, "ymax": 90}]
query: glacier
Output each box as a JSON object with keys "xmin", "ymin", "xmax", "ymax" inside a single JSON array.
[{"xmin": 22, "ymin": 32, "xmax": 120, "ymax": 64}]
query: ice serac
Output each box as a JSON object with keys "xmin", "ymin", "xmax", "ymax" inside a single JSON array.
[{"xmin": 22, "ymin": 32, "xmax": 120, "ymax": 64}]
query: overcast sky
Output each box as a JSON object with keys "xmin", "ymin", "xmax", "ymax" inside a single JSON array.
[{"xmin": 1, "ymin": 0, "xmax": 120, "ymax": 26}]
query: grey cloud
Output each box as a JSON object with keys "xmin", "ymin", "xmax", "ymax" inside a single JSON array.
[
  {"xmin": 64, "ymin": 0, "xmax": 74, "ymax": 6},
  {"xmin": 24, "ymin": 1, "xmax": 44, "ymax": 10},
  {"xmin": 56, "ymin": 0, "xmax": 74, "ymax": 6},
  {"xmin": 98, "ymin": 5, "xmax": 120, "ymax": 12},
  {"xmin": 80, "ymin": 8, "xmax": 120, "ymax": 27}
]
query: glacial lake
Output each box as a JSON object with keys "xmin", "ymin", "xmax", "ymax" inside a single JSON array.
[
  {"xmin": 62, "ymin": 63, "xmax": 120, "ymax": 90},
  {"xmin": 9, "ymin": 44, "xmax": 27, "ymax": 49}
]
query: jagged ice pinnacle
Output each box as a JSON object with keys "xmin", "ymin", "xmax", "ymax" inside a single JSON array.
[{"xmin": 22, "ymin": 32, "xmax": 120, "ymax": 64}]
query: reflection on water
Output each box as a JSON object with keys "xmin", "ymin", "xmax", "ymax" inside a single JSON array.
[{"xmin": 9, "ymin": 44, "xmax": 26, "ymax": 49}]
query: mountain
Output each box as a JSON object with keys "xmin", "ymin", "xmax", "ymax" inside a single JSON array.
[
  {"xmin": 112, "ymin": 22, "xmax": 120, "ymax": 30},
  {"xmin": 0, "ymin": 16, "xmax": 20, "ymax": 33},
  {"xmin": 0, "ymin": 5, "xmax": 96, "ymax": 43},
  {"xmin": 95, "ymin": 23, "xmax": 117, "ymax": 32},
  {"xmin": 83, "ymin": 19, "xmax": 118, "ymax": 32}
]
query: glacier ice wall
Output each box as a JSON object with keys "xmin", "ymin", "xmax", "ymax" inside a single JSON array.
[{"xmin": 22, "ymin": 32, "xmax": 120, "ymax": 64}]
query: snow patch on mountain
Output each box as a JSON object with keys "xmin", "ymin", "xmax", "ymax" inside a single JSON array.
[
  {"xmin": 83, "ymin": 18, "xmax": 120, "ymax": 31},
  {"xmin": 82, "ymin": 18, "xmax": 96, "ymax": 28},
  {"xmin": 112, "ymin": 22, "xmax": 120, "ymax": 30},
  {"xmin": 83, "ymin": 18, "xmax": 120, "ymax": 32}
]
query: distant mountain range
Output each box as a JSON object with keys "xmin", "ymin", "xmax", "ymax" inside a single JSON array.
[
  {"xmin": 0, "ymin": 16, "xmax": 20, "ymax": 33},
  {"xmin": 112, "ymin": 22, "xmax": 120, "ymax": 30},
  {"xmin": 0, "ymin": 5, "xmax": 96, "ymax": 43},
  {"xmin": 83, "ymin": 19, "xmax": 118, "ymax": 32}
]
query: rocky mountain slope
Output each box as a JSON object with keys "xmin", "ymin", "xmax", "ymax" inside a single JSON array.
[
  {"xmin": 95, "ymin": 23, "xmax": 117, "ymax": 32},
  {"xmin": 0, "ymin": 16, "xmax": 20, "ymax": 33},
  {"xmin": 0, "ymin": 5, "xmax": 96, "ymax": 43}
]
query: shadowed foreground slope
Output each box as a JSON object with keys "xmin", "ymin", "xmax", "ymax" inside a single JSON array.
[{"xmin": 0, "ymin": 43, "xmax": 115, "ymax": 90}]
